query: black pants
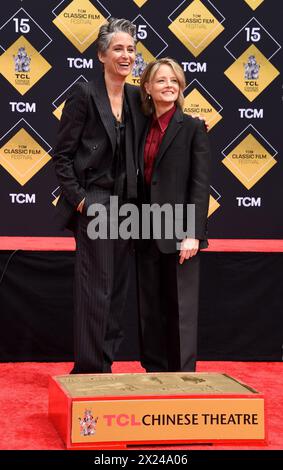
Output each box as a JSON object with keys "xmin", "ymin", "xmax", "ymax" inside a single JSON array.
[
  {"xmin": 137, "ymin": 239, "xmax": 200, "ymax": 372},
  {"xmin": 72, "ymin": 186, "xmax": 131, "ymax": 373}
]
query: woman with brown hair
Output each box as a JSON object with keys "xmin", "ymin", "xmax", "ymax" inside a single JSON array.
[{"xmin": 137, "ymin": 58, "xmax": 211, "ymax": 372}]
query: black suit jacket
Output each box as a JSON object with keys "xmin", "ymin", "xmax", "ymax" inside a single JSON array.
[
  {"xmin": 52, "ymin": 72, "xmax": 146, "ymax": 230},
  {"xmin": 138, "ymin": 107, "xmax": 211, "ymax": 253}
]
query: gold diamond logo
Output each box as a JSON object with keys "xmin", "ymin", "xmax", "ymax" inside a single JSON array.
[
  {"xmin": 222, "ymin": 133, "xmax": 276, "ymax": 189},
  {"xmin": 133, "ymin": 0, "xmax": 148, "ymax": 6},
  {"xmin": 224, "ymin": 44, "xmax": 279, "ymax": 102},
  {"xmin": 0, "ymin": 36, "xmax": 51, "ymax": 95},
  {"xmin": 208, "ymin": 195, "xmax": 220, "ymax": 217},
  {"xmin": 53, "ymin": 101, "xmax": 66, "ymax": 121},
  {"xmin": 168, "ymin": 0, "xmax": 224, "ymax": 57},
  {"xmin": 0, "ymin": 128, "xmax": 51, "ymax": 185},
  {"xmin": 126, "ymin": 42, "xmax": 155, "ymax": 86},
  {"xmin": 244, "ymin": 0, "xmax": 264, "ymax": 10},
  {"xmin": 184, "ymin": 88, "xmax": 222, "ymax": 130},
  {"xmin": 53, "ymin": 0, "xmax": 107, "ymax": 53}
]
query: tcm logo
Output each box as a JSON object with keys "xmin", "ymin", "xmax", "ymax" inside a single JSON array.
[
  {"xmin": 237, "ymin": 197, "xmax": 261, "ymax": 207},
  {"xmin": 67, "ymin": 58, "xmax": 93, "ymax": 69},
  {"xmin": 182, "ymin": 62, "xmax": 207, "ymax": 72},
  {"xmin": 239, "ymin": 108, "xmax": 263, "ymax": 119},
  {"xmin": 10, "ymin": 193, "xmax": 36, "ymax": 204},
  {"xmin": 10, "ymin": 102, "xmax": 36, "ymax": 113}
]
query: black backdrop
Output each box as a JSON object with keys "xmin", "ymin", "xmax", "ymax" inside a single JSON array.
[
  {"xmin": 0, "ymin": 0, "xmax": 282, "ymax": 238},
  {"xmin": 1, "ymin": 250, "xmax": 282, "ymax": 362}
]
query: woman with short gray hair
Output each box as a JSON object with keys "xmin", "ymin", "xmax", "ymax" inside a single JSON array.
[{"xmin": 53, "ymin": 18, "xmax": 146, "ymax": 374}]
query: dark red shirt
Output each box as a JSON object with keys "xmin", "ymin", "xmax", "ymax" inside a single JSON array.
[{"xmin": 144, "ymin": 105, "xmax": 176, "ymax": 185}]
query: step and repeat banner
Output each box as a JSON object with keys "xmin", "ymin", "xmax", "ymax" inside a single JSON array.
[{"xmin": 0, "ymin": 0, "xmax": 282, "ymax": 237}]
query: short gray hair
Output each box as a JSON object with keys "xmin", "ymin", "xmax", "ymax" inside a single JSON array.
[{"xmin": 97, "ymin": 18, "xmax": 136, "ymax": 54}]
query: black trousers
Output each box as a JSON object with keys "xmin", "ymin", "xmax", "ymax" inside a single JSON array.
[
  {"xmin": 137, "ymin": 239, "xmax": 200, "ymax": 372},
  {"xmin": 72, "ymin": 186, "xmax": 131, "ymax": 373}
]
